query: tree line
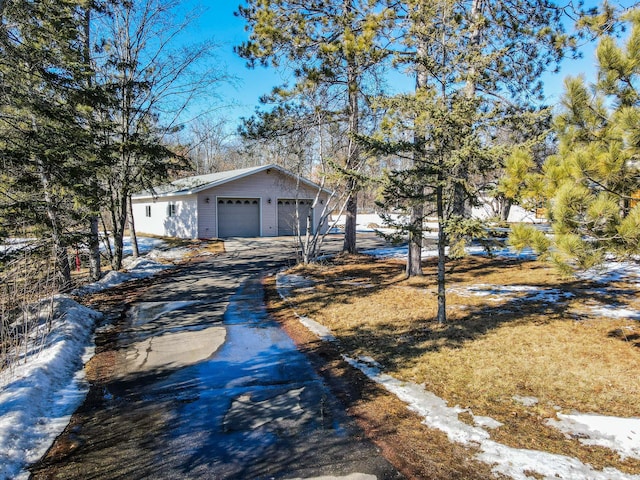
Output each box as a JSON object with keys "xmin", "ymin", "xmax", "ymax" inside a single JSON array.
[
  {"xmin": 0, "ymin": 0, "xmax": 222, "ymax": 289},
  {"xmin": 1, "ymin": 0, "xmax": 638, "ymax": 326}
]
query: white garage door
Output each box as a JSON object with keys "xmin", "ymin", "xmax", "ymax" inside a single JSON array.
[
  {"xmin": 278, "ymin": 199, "xmax": 313, "ymax": 236},
  {"xmin": 217, "ymin": 198, "xmax": 260, "ymax": 237}
]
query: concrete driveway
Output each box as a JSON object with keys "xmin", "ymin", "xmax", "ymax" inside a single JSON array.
[{"xmin": 30, "ymin": 235, "xmax": 402, "ymax": 479}]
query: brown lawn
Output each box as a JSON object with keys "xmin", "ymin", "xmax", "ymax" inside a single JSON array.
[{"xmin": 267, "ymin": 253, "xmax": 640, "ymax": 477}]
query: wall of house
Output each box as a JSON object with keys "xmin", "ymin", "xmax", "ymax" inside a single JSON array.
[
  {"xmin": 197, "ymin": 168, "xmax": 330, "ymax": 238},
  {"xmin": 131, "ymin": 195, "xmax": 198, "ymax": 239}
]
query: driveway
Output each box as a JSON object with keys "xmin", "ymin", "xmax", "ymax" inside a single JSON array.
[{"xmin": 30, "ymin": 235, "xmax": 402, "ymax": 479}]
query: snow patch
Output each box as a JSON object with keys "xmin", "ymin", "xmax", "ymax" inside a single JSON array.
[
  {"xmin": 547, "ymin": 414, "xmax": 640, "ymax": 460},
  {"xmin": 275, "ymin": 272, "xmax": 316, "ymax": 300},
  {"xmin": 297, "ymin": 316, "xmax": 336, "ymax": 342},
  {"xmin": 1, "ymin": 243, "xmax": 185, "ymax": 478},
  {"xmin": 362, "ymin": 244, "xmax": 537, "ymax": 261},
  {"xmin": 276, "ymin": 273, "xmax": 337, "ymax": 342},
  {"xmin": 579, "ymin": 260, "xmax": 640, "ymax": 284},
  {"xmin": 345, "ymin": 356, "xmax": 640, "ymax": 480},
  {"xmin": 588, "ymin": 304, "xmax": 640, "ymax": 320},
  {"xmin": 72, "ymin": 257, "xmax": 171, "ymax": 295},
  {"xmin": 513, "ymin": 396, "xmax": 539, "ymax": 407},
  {"xmin": 474, "ymin": 416, "xmax": 503, "ymax": 429},
  {"xmin": 0, "ymin": 297, "xmax": 102, "ymax": 480}
]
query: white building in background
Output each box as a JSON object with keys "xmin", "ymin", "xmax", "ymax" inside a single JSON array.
[{"xmin": 131, "ymin": 164, "xmax": 331, "ymax": 239}]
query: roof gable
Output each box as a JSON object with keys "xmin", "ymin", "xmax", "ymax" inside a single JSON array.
[{"xmin": 132, "ymin": 164, "xmax": 331, "ymax": 199}]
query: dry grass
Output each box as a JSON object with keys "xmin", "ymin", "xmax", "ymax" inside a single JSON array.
[{"xmin": 279, "ymin": 254, "xmax": 640, "ymax": 474}]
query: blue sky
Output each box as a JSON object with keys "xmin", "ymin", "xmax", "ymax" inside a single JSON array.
[
  {"xmin": 191, "ymin": 1, "xmax": 628, "ymax": 132},
  {"xmin": 186, "ymin": 1, "xmax": 287, "ymax": 127}
]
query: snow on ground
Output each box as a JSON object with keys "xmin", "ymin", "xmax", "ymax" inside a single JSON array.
[
  {"xmin": 448, "ymin": 284, "xmax": 576, "ymax": 305},
  {"xmin": 362, "ymin": 243, "xmax": 538, "ymax": 261},
  {"xmin": 276, "ymin": 273, "xmax": 337, "ymax": 342},
  {"xmin": 547, "ymin": 414, "xmax": 640, "ymax": 461},
  {"xmin": 72, "ymin": 242, "xmax": 190, "ymax": 297},
  {"xmin": 579, "ymin": 259, "xmax": 640, "ymax": 285},
  {"xmin": 1, "ymin": 236, "xmax": 165, "ymax": 258},
  {"xmin": 102, "ymin": 236, "xmax": 166, "ymax": 257},
  {"xmin": 277, "ymin": 257, "xmax": 640, "ymax": 480},
  {"xmin": 146, "ymin": 246, "xmax": 191, "ymax": 262},
  {"xmin": 345, "ymin": 356, "xmax": 640, "ymax": 480},
  {"xmin": 0, "ymin": 238, "xmax": 34, "ymax": 255},
  {"xmin": 0, "ymin": 243, "xmax": 186, "ymax": 480},
  {"xmin": 365, "ymin": 245, "xmax": 640, "ymax": 321},
  {"xmin": 0, "ymin": 298, "xmax": 101, "ymax": 480}
]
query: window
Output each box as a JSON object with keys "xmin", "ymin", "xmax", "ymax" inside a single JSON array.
[
  {"xmin": 167, "ymin": 203, "xmax": 176, "ymax": 217},
  {"xmin": 145, "ymin": 205, "xmax": 151, "ymax": 217}
]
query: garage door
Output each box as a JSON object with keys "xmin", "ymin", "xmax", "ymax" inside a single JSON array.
[
  {"xmin": 217, "ymin": 198, "xmax": 260, "ymax": 237},
  {"xmin": 278, "ymin": 199, "xmax": 313, "ymax": 236}
]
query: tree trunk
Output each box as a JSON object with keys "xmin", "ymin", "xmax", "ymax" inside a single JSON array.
[
  {"xmin": 500, "ymin": 197, "xmax": 512, "ymax": 222},
  {"xmin": 100, "ymin": 213, "xmax": 113, "ymax": 263},
  {"xmin": 128, "ymin": 195, "xmax": 139, "ymax": 258},
  {"xmin": 110, "ymin": 185, "xmax": 128, "ymax": 271},
  {"xmin": 343, "ymin": 181, "xmax": 358, "ymax": 254},
  {"xmin": 451, "ymin": 0, "xmax": 483, "ymax": 220},
  {"xmin": 37, "ymin": 156, "xmax": 72, "ymax": 289},
  {"xmin": 406, "ymin": 202, "xmax": 423, "ymax": 277},
  {"xmin": 342, "ymin": 17, "xmax": 360, "ymax": 255},
  {"xmin": 406, "ymin": 25, "xmax": 428, "ymax": 277},
  {"xmin": 83, "ymin": 8, "xmax": 101, "ymax": 282},
  {"xmin": 436, "ymin": 161, "xmax": 447, "ymax": 324},
  {"xmin": 88, "ymin": 215, "xmax": 101, "ymax": 281}
]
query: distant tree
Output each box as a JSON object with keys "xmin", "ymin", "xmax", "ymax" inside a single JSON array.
[
  {"xmin": 187, "ymin": 116, "xmax": 239, "ymax": 174},
  {"xmin": 510, "ymin": 10, "xmax": 640, "ymax": 273}
]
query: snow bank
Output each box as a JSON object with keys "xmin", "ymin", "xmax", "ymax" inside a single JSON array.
[
  {"xmin": 1, "ymin": 244, "xmax": 187, "ymax": 479},
  {"xmin": 72, "ymin": 256, "xmax": 174, "ymax": 296},
  {"xmin": 0, "ymin": 297, "xmax": 102, "ymax": 480}
]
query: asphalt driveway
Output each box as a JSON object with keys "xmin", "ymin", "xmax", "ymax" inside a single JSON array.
[{"xmin": 30, "ymin": 235, "xmax": 402, "ymax": 479}]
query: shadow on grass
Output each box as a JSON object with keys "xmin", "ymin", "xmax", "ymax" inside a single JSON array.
[{"xmin": 274, "ymin": 255, "xmax": 640, "ymax": 371}]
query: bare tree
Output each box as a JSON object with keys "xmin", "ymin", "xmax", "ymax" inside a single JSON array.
[{"xmin": 92, "ymin": 0, "xmax": 227, "ymax": 270}]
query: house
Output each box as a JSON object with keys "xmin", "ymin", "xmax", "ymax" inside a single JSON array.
[{"xmin": 131, "ymin": 164, "xmax": 331, "ymax": 239}]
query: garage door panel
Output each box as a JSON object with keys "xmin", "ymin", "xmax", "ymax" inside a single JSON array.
[
  {"xmin": 278, "ymin": 199, "xmax": 313, "ymax": 236},
  {"xmin": 218, "ymin": 198, "xmax": 260, "ymax": 237}
]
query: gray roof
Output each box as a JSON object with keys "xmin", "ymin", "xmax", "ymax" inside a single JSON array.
[{"xmin": 132, "ymin": 164, "xmax": 331, "ymax": 199}]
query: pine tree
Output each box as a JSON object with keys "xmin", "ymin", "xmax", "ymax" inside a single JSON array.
[
  {"xmin": 510, "ymin": 10, "xmax": 640, "ymax": 272},
  {"xmin": 0, "ymin": 0, "xmax": 97, "ymax": 289},
  {"xmin": 236, "ymin": 0, "xmax": 390, "ymax": 254},
  {"xmin": 367, "ymin": 0, "xmax": 575, "ymax": 322}
]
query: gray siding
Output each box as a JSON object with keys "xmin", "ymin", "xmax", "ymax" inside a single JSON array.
[
  {"xmin": 133, "ymin": 168, "xmax": 329, "ymax": 239},
  {"xmin": 197, "ymin": 169, "xmax": 328, "ymax": 238},
  {"xmin": 132, "ymin": 195, "xmax": 197, "ymax": 238}
]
